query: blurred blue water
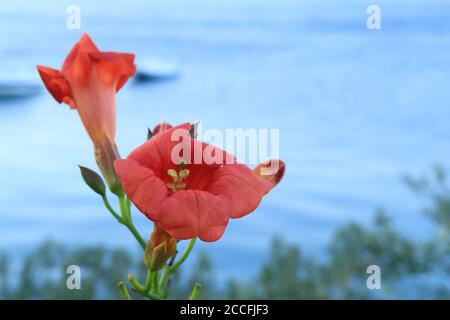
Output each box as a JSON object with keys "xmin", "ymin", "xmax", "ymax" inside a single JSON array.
[{"xmin": 1, "ymin": 0, "xmax": 450, "ymax": 279}]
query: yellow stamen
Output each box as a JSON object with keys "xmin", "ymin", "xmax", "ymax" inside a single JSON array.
[
  {"xmin": 178, "ymin": 169, "xmax": 190, "ymax": 178},
  {"xmin": 167, "ymin": 169, "xmax": 178, "ymax": 177},
  {"xmin": 166, "ymin": 167, "xmax": 190, "ymax": 192}
]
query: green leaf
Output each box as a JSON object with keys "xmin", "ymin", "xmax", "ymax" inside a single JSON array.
[{"xmin": 79, "ymin": 165, "xmax": 106, "ymax": 196}]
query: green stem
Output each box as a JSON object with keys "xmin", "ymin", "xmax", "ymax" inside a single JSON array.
[
  {"xmin": 158, "ymin": 265, "xmax": 171, "ymax": 292},
  {"xmin": 118, "ymin": 195, "xmax": 130, "ymax": 221},
  {"xmin": 144, "ymin": 269, "xmax": 152, "ymax": 292},
  {"xmin": 102, "ymin": 196, "xmax": 121, "ymax": 221},
  {"xmin": 129, "ymin": 274, "xmax": 162, "ymax": 300},
  {"xmin": 117, "ymin": 281, "xmax": 132, "ymax": 300},
  {"xmin": 126, "ymin": 197, "xmax": 132, "ymax": 212},
  {"xmin": 158, "ymin": 249, "xmax": 178, "ymax": 290},
  {"xmin": 151, "ymin": 271, "xmax": 158, "ymax": 291},
  {"xmin": 146, "ymin": 291, "xmax": 162, "ymax": 300},
  {"xmin": 117, "ymin": 195, "xmax": 146, "ymax": 250},
  {"xmin": 123, "ymin": 221, "xmax": 146, "ymax": 250},
  {"xmin": 170, "ymin": 238, "xmax": 197, "ymax": 272},
  {"xmin": 128, "ymin": 274, "xmax": 145, "ymax": 293},
  {"xmin": 162, "ymin": 278, "xmax": 171, "ymax": 299},
  {"xmin": 101, "ymin": 194, "xmax": 146, "ymax": 249},
  {"xmin": 189, "ymin": 283, "xmax": 202, "ymax": 300},
  {"xmin": 157, "ymin": 238, "xmax": 197, "ymax": 295}
]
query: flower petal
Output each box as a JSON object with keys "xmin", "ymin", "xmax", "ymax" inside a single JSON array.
[
  {"xmin": 127, "ymin": 123, "xmax": 236, "ymax": 189},
  {"xmin": 88, "ymin": 51, "xmax": 136, "ymax": 92},
  {"xmin": 114, "ymin": 158, "xmax": 169, "ymax": 221},
  {"xmin": 127, "ymin": 123, "xmax": 192, "ymax": 180},
  {"xmin": 158, "ymin": 190, "xmax": 230, "ymax": 242},
  {"xmin": 208, "ymin": 164, "xmax": 272, "ymax": 219},
  {"xmin": 36, "ymin": 65, "xmax": 75, "ymax": 108},
  {"xmin": 61, "ymin": 33, "xmax": 99, "ymax": 74}
]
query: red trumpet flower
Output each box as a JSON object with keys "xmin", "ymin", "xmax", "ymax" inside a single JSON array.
[
  {"xmin": 114, "ymin": 123, "xmax": 285, "ymax": 242},
  {"xmin": 37, "ymin": 33, "xmax": 136, "ymax": 194}
]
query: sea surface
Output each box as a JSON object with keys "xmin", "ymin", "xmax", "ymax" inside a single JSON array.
[{"xmin": 1, "ymin": 0, "xmax": 450, "ymax": 280}]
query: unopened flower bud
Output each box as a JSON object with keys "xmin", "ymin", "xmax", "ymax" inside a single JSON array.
[
  {"xmin": 144, "ymin": 224, "xmax": 177, "ymax": 271},
  {"xmin": 152, "ymin": 122, "xmax": 173, "ymax": 136}
]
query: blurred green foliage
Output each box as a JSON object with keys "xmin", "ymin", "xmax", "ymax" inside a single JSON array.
[
  {"xmin": 0, "ymin": 165, "xmax": 448, "ymax": 299},
  {"xmin": 0, "ymin": 241, "xmax": 146, "ymax": 299}
]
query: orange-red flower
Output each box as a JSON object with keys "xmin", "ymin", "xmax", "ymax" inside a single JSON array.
[
  {"xmin": 114, "ymin": 123, "xmax": 285, "ymax": 242},
  {"xmin": 37, "ymin": 33, "xmax": 136, "ymax": 194}
]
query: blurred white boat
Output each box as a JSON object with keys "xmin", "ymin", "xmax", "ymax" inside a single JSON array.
[{"xmin": 135, "ymin": 58, "xmax": 179, "ymax": 82}]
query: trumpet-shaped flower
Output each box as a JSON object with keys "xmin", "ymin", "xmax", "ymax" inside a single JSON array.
[
  {"xmin": 37, "ymin": 33, "xmax": 136, "ymax": 194},
  {"xmin": 115, "ymin": 123, "xmax": 285, "ymax": 242}
]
